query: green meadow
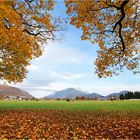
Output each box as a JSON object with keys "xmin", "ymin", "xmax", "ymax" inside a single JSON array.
[{"xmin": 0, "ymin": 100, "xmax": 139, "ymax": 111}]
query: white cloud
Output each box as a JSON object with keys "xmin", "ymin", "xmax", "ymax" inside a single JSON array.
[
  {"xmin": 47, "ymin": 71, "xmax": 89, "ymax": 81},
  {"xmin": 37, "ymin": 42, "xmax": 89, "ymax": 68}
]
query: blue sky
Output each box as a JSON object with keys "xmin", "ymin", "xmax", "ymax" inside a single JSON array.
[{"xmin": 2, "ymin": 1, "xmax": 140, "ymax": 97}]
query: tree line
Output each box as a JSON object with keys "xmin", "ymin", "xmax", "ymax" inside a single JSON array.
[{"xmin": 120, "ymin": 91, "xmax": 140, "ymax": 100}]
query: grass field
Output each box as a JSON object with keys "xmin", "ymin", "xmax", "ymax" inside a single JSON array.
[
  {"xmin": 0, "ymin": 100, "xmax": 140, "ymax": 139},
  {"xmin": 0, "ymin": 100, "xmax": 140, "ymax": 111}
]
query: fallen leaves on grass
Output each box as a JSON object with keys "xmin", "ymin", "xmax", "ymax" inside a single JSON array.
[{"xmin": 0, "ymin": 110, "xmax": 139, "ymax": 139}]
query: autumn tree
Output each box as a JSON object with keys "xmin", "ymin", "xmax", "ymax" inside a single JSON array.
[
  {"xmin": 0, "ymin": 0, "xmax": 61, "ymax": 83},
  {"xmin": 65, "ymin": 0, "xmax": 140, "ymax": 77}
]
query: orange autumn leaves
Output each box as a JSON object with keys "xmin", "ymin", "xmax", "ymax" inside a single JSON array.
[
  {"xmin": 0, "ymin": 0, "xmax": 59, "ymax": 83},
  {"xmin": 0, "ymin": 110, "xmax": 140, "ymax": 139},
  {"xmin": 65, "ymin": 0, "xmax": 140, "ymax": 78}
]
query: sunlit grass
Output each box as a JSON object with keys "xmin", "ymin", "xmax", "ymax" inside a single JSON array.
[{"xmin": 0, "ymin": 100, "xmax": 140, "ymax": 111}]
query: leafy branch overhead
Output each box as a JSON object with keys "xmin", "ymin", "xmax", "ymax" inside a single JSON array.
[
  {"xmin": 0, "ymin": 0, "xmax": 62, "ymax": 83},
  {"xmin": 65, "ymin": 0, "xmax": 140, "ymax": 77},
  {"xmin": 0, "ymin": 0, "xmax": 140, "ymax": 83}
]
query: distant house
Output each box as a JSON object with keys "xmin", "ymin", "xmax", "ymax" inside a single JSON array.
[
  {"xmin": 4, "ymin": 96, "xmax": 17, "ymax": 100},
  {"xmin": 3, "ymin": 96, "xmax": 29, "ymax": 100}
]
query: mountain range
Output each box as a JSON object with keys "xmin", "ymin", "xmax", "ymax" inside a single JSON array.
[
  {"xmin": 43, "ymin": 88, "xmax": 129, "ymax": 99},
  {"xmin": 0, "ymin": 85, "xmax": 130, "ymax": 99}
]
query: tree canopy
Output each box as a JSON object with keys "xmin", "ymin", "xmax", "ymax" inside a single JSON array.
[
  {"xmin": 65, "ymin": 0, "xmax": 140, "ymax": 77},
  {"xmin": 0, "ymin": 0, "xmax": 61, "ymax": 83},
  {"xmin": 0, "ymin": 0, "xmax": 140, "ymax": 83}
]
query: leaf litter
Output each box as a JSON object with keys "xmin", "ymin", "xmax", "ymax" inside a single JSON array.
[{"xmin": 0, "ymin": 110, "xmax": 139, "ymax": 139}]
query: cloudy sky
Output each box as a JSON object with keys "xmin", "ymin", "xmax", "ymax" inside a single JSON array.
[{"xmin": 2, "ymin": 1, "xmax": 140, "ymax": 98}]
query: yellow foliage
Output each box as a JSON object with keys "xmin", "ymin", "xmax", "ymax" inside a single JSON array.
[
  {"xmin": 65, "ymin": 0, "xmax": 140, "ymax": 77},
  {"xmin": 0, "ymin": 0, "xmax": 59, "ymax": 83}
]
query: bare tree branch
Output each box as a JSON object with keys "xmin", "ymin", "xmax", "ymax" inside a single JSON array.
[{"xmin": 103, "ymin": 0, "xmax": 120, "ymax": 10}]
